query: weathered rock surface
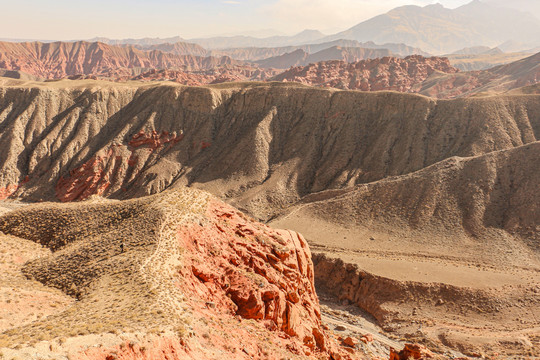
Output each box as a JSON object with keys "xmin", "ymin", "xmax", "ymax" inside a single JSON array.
[
  {"xmin": 271, "ymin": 55, "xmax": 458, "ymax": 92},
  {"xmin": 0, "ymin": 188, "xmax": 352, "ymax": 359},
  {"xmin": 0, "ymin": 80, "xmax": 539, "ymax": 224},
  {"xmin": 271, "ymin": 52, "xmax": 540, "ymax": 98},
  {"xmin": 389, "ymin": 343, "xmax": 436, "ymax": 360},
  {"xmin": 310, "ymin": 253, "xmax": 539, "ymax": 358},
  {"xmin": 0, "ymin": 41, "xmax": 244, "ymax": 79},
  {"xmin": 256, "ymin": 46, "xmax": 393, "ymax": 69}
]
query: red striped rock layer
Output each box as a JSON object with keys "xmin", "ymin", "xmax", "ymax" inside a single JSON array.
[
  {"xmin": 0, "ymin": 41, "xmax": 243, "ymax": 79},
  {"xmin": 272, "ymin": 55, "xmax": 458, "ymax": 92},
  {"xmin": 55, "ymin": 130, "xmax": 184, "ymax": 202}
]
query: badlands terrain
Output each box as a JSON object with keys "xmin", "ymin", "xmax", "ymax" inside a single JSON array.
[
  {"xmin": 0, "ymin": 75, "xmax": 538, "ymax": 359},
  {"xmin": 0, "ymin": 40, "xmax": 538, "ymax": 99},
  {"xmin": 0, "ymin": 1, "xmax": 539, "ymax": 357}
]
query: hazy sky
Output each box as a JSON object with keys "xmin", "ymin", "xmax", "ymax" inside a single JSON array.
[{"xmin": 0, "ymin": 0, "xmax": 537, "ymax": 40}]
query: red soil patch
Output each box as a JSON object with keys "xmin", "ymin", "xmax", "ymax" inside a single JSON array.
[
  {"xmin": 0, "ymin": 176, "xmax": 30, "ymax": 200},
  {"xmin": 55, "ymin": 130, "xmax": 183, "ymax": 202},
  {"xmin": 128, "ymin": 130, "xmax": 183, "ymax": 149}
]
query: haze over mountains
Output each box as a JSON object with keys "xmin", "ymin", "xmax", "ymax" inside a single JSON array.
[
  {"xmin": 1, "ymin": 0, "xmax": 539, "ymax": 85},
  {"xmin": 3, "ymin": 0, "xmax": 539, "ymax": 57},
  {"xmin": 76, "ymin": 0, "xmax": 540, "ymax": 55},
  {"xmin": 323, "ymin": 0, "xmax": 540, "ymax": 54}
]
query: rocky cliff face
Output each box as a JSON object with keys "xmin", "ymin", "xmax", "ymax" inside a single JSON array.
[
  {"xmin": 0, "ymin": 41, "xmax": 243, "ymax": 79},
  {"xmin": 255, "ymin": 46, "xmax": 393, "ymax": 69},
  {"xmin": 418, "ymin": 52, "xmax": 540, "ymax": 98},
  {"xmin": 0, "ymin": 81, "xmax": 538, "ymax": 222},
  {"xmin": 271, "ymin": 55, "xmax": 458, "ymax": 92},
  {"xmin": 0, "ymin": 188, "xmax": 352, "ymax": 359}
]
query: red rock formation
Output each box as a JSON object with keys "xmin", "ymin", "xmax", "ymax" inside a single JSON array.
[
  {"xmin": 75, "ymin": 338, "xmax": 192, "ymax": 360},
  {"xmin": 0, "ymin": 41, "xmax": 244, "ymax": 79},
  {"xmin": 128, "ymin": 130, "xmax": 183, "ymax": 149},
  {"xmin": 0, "ymin": 176, "xmax": 30, "ymax": 200},
  {"xmin": 0, "ymin": 184, "xmax": 20, "ymax": 201},
  {"xmin": 55, "ymin": 130, "xmax": 184, "ymax": 202},
  {"xmin": 55, "ymin": 152, "xmax": 113, "ymax": 202},
  {"xmin": 271, "ymin": 55, "xmax": 459, "ymax": 92},
  {"xmin": 178, "ymin": 199, "xmax": 328, "ymax": 350},
  {"xmin": 1, "ymin": 188, "xmax": 355, "ymax": 359},
  {"xmin": 389, "ymin": 343, "xmax": 435, "ymax": 360}
]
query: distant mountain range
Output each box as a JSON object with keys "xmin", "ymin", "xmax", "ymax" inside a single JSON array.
[
  {"xmin": 1, "ymin": 38, "xmax": 537, "ymax": 100},
  {"xmin": 445, "ymin": 47, "xmax": 532, "ymax": 71},
  {"xmin": 88, "ymin": 36, "xmax": 186, "ymax": 46},
  {"xmin": 5, "ymin": 1, "xmax": 539, "ymax": 58},
  {"xmin": 188, "ymin": 29, "xmax": 326, "ymax": 49},
  {"xmin": 323, "ymin": 0, "xmax": 540, "ymax": 54},
  {"xmin": 210, "ymin": 40, "xmax": 427, "ymax": 61},
  {"xmin": 127, "ymin": 39, "xmax": 425, "ymax": 60},
  {"xmin": 0, "ymin": 40, "xmax": 425, "ymax": 79},
  {"xmin": 82, "ymin": 1, "xmax": 540, "ymax": 55},
  {"xmin": 0, "ymin": 41, "xmax": 243, "ymax": 79}
]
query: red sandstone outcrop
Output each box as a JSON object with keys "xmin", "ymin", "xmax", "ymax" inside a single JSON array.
[
  {"xmin": 389, "ymin": 343, "xmax": 435, "ymax": 360},
  {"xmin": 0, "ymin": 41, "xmax": 244, "ymax": 79},
  {"xmin": 55, "ymin": 130, "xmax": 185, "ymax": 202},
  {"xmin": 180, "ymin": 199, "xmax": 328, "ymax": 350},
  {"xmin": 419, "ymin": 52, "xmax": 540, "ymax": 98},
  {"xmin": 0, "ymin": 188, "xmax": 355, "ymax": 359},
  {"xmin": 269, "ymin": 52, "xmax": 539, "ymax": 99},
  {"xmin": 130, "ymin": 66, "xmax": 278, "ymax": 84},
  {"xmin": 271, "ymin": 55, "xmax": 458, "ymax": 92},
  {"xmin": 256, "ymin": 46, "xmax": 393, "ymax": 69},
  {"xmin": 0, "ymin": 176, "xmax": 29, "ymax": 201}
]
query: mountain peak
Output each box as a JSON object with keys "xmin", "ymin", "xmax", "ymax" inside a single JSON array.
[
  {"xmin": 294, "ymin": 29, "xmax": 325, "ymax": 37},
  {"xmin": 425, "ymin": 2, "xmax": 444, "ymax": 8},
  {"xmin": 327, "ymin": 0, "xmax": 540, "ymax": 54}
]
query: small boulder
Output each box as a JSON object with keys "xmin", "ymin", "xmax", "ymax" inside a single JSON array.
[{"xmin": 342, "ymin": 336, "xmax": 358, "ymax": 347}]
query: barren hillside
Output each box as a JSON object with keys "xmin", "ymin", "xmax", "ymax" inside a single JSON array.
[
  {"xmin": 418, "ymin": 52, "xmax": 540, "ymax": 98},
  {"xmin": 0, "ymin": 80, "xmax": 539, "ymax": 221},
  {"xmin": 273, "ymin": 142, "xmax": 540, "ymax": 262}
]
